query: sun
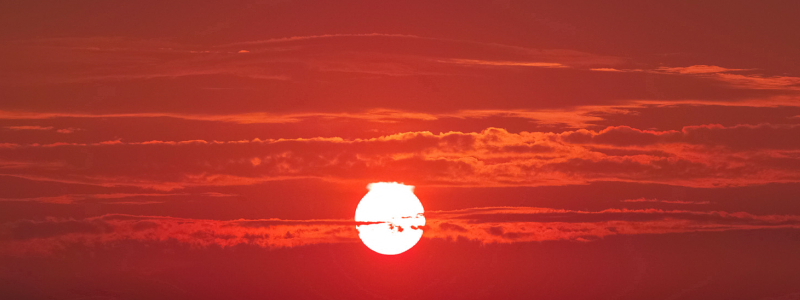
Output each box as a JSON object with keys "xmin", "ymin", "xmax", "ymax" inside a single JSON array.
[{"xmin": 355, "ymin": 182, "xmax": 426, "ymax": 255}]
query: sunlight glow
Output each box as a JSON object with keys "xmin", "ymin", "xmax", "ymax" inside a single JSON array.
[{"xmin": 355, "ymin": 182, "xmax": 426, "ymax": 255}]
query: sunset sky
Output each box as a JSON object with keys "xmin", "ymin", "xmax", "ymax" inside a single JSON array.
[{"xmin": 2, "ymin": 1, "xmax": 800, "ymax": 299}]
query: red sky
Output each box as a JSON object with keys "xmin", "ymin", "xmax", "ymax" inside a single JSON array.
[{"xmin": 2, "ymin": 1, "xmax": 800, "ymax": 299}]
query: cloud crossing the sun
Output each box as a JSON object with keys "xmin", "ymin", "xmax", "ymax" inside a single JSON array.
[{"xmin": 3, "ymin": 207, "xmax": 799, "ymax": 256}]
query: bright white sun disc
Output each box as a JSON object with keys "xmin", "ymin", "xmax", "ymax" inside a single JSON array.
[{"xmin": 355, "ymin": 182, "xmax": 426, "ymax": 255}]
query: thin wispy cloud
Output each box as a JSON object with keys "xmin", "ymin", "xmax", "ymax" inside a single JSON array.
[
  {"xmin": 656, "ymin": 65, "xmax": 752, "ymax": 74},
  {"xmin": 437, "ymin": 58, "xmax": 566, "ymax": 68},
  {"xmin": 620, "ymin": 198, "xmax": 711, "ymax": 205}
]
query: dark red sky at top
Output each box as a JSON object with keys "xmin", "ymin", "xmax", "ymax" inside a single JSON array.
[{"xmin": 1, "ymin": 1, "xmax": 800, "ymax": 299}]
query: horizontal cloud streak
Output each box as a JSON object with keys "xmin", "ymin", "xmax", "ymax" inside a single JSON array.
[
  {"xmin": 0, "ymin": 214, "xmax": 361, "ymax": 256},
  {"xmin": 620, "ymin": 198, "xmax": 711, "ymax": 205},
  {"xmin": 562, "ymin": 123, "xmax": 800, "ymax": 149},
  {"xmin": 1, "ymin": 124, "xmax": 799, "ymax": 189},
  {"xmin": 0, "ymin": 109, "xmax": 440, "ymax": 124},
  {"xmin": 0, "ymin": 34, "xmax": 619, "ymax": 87},
  {"xmin": 0, "ymin": 192, "xmax": 237, "ymax": 204},
  {"xmin": 426, "ymin": 207, "xmax": 800, "ymax": 243},
  {"xmin": 3, "ymin": 207, "xmax": 799, "ymax": 256},
  {"xmin": 437, "ymin": 59, "xmax": 566, "ymax": 68}
]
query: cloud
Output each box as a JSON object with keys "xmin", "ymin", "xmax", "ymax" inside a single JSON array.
[
  {"xmin": 4, "ymin": 126, "xmax": 54, "ymax": 131},
  {"xmin": 423, "ymin": 207, "xmax": 800, "ymax": 244},
  {"xmin": 219, "ymin": 33, "xmax": 425, "ymax": 46},
  {"xmin": 560, "ymin": 123, "xmax": 800, "ymax": 150},
  {"xmin": 3, "ymin": 125, "xmax": 79, "ymax": 134},
  {"xmin": 1, "ymin": 33, "xmax": 623, "ymax": 88},
  {"xmin": 653, "ymin": 65, "xmax": 800, "ymax": 90},
  {"xmin": 1, "ymin": 124, "xmax": 800, "ymax": 189},
  {"xmin": 3, "ymin": 207, "xmax": 798, "ymax": 256},
  {"xmin": 1, "ymin": 37, "xmax": 291, "ymax": 85},
  {"xmin": 55, "ymin": 128, "xmax": 79, "ymax": 134},
  {"xmin": 590, "ymin": 68, "xmax": 624, "ymax": 72},
  {"xmin": 0, "ymin": 214, "xmax": 361, "ymax": 256},
  {"xmin": 712, "ymin": 73, "xmax": 800, "ymax": 90},
  {"xmin": 656, "ymin": 65, "xmax": 751, "ymax": 74},
  {"xmin": 218, "ymin": 33, "xmax": 624, "ymax": 65},
  {"xmin": 2, "ymin": 97, "xmax": 796, "ymax": 133},
  {"xmin": 3, "ymin": 35, "xmax": 796, "ymax": 130},
  {"xmin": 0, "ymin": 106, "xmax": 620, "ymax": 129},
  {"xmin": 620, "ymin": 198, "xmax": 711, "ymax": 205},
  {"xmin": 585, "ymin": 64, "xmax": 800, "ymax": 91},
  {"xmin": 437, "ymin": 59, "xmax": 566, "ymax": 68},
  {"xmin": 0, "ymin": 192, "xmax": 237, "ymax": 204},
  {"xmin": 0, "ymin": 109, "xmax": 439, "ymax": 125}
]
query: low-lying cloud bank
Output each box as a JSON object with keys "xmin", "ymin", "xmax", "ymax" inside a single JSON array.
[{"xmin": 3, "ymin": 207, "xmax": 798, "ymax": 256}]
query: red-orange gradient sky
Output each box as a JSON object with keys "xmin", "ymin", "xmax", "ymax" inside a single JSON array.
[{"xmin": 2, "ymin": 1, "xmax": 800, "ymax": 299}]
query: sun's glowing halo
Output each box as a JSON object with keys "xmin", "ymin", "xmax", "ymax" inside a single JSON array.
[{"xmin": 355, "ymin": 182, "xmax": 426, "ymax": 255}]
